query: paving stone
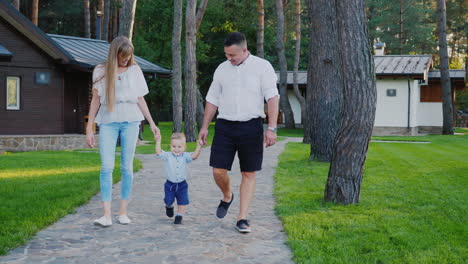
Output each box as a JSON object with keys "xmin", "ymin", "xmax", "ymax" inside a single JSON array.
[{"xmin": 0, "ymin": 138, "xmax": 300, "ymax": 263}]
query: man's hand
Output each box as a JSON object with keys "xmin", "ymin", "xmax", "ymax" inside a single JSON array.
[
  {"xmin": 264, "ymin": 129, "xmax": 277, "ymax": 148},
  {"xmin": 198, "ymin": 128, "xmax": 209, "ymax": 145}
]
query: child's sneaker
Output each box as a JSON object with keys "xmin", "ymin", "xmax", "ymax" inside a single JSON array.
[
  {"xmin": 166, "ymin": 206, "xmax": 174, "ymax": 218},
  {"xmin": 93, "ymin": 216, "xmax": 112, "ymax": 227},
  {"xmin": 174, "ymin": 215, "xmax": 183, "ymax": 224}
]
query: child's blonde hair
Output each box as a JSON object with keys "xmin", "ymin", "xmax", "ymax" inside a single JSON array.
[{"xmin": 171, "ymin": 133, "xmax": 186, "ymax": 142}]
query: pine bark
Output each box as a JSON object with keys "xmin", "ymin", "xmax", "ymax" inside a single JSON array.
[
  {"xmin": 119, "ymin": 0, "xmax": 137, "ymax": 40},
  {"xmin": 307, "ymin": 0, "xmax": 343, "ymax": 161},
  {"xmin": 256, "ymin": 0, "xmax": 265, "ymax": 58},
  {"xmin": 276, "ymin": 0, "xmax": 295, "ymax": 128},
  {"xmin": 292, "ymin": 0, "xmax": 308, "ymax": 142},
  {"xmin": 325, "ymin": 0, "xmax": 377, "ymax": 204},
  {"xmin": 84, "ymin": 0, "xmax": 90, "ymax": 38},
  {"xmin": 102, "ymin": 0, "xmax": 110, "ymax": 41},
  {"xmin": 436, "ymin": 0, "xmax": 454, "ymax": 134},
  {"xmin": 184, "ymin": 0, "xmax": 197, "ymax": 142},
  {"xmin": 172, "ymin": 0, "xmax": 183, "ymax": 133},
  {"xmin": 31, "ymin": 0, "xmax": 38, "ymax": 26}
]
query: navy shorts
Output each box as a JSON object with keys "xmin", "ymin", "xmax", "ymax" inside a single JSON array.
[
  {"xmin": 210, "ymin": 118, "xmax": 264, "ymax": 172},
  {"xmin": 164, "ymin": 180, "xmax": 189, "ymax": 206}
]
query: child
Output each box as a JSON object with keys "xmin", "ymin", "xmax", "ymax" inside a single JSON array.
[{"xmin": 155, "ymin": 133, "xmax": 202, "ymax": 224}]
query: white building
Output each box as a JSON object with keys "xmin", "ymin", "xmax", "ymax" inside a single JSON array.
[{"xmin": 277, "ymin": 55, "xmax": 466, "ymax": 135}]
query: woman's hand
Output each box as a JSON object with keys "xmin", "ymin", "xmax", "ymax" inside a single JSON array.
[
  {"xmin": 86, "ymin": 129, "xmax": 95, "ymax": 148},
  {"xmin": 151, "ymin": 124, "xmax": 160, "ymax": 139}
]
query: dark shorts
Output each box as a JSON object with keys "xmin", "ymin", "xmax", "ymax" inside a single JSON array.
[
  {"xmin": 164, "ymin": 180, "xmax": 189, "ymax": 206},
  {"xmin": 210, "ymin": 118, "xmax": 264, "ymax": 172}
]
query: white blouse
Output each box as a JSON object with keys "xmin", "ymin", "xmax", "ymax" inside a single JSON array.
[{"xmin": 92, "ymin": 64, "xmax": 149, "ymax": 125}]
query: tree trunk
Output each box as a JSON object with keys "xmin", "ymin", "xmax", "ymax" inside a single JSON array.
[
  {"xmin": 184, "ymin": 0, "xmax": 197, "ymax": 142},
  {"xmin": 12, "ymin": 0, "xmax": 19, "ymax": 10},
  {"xmin": 31, "ymin": 0, "xmax": 38, "ymax": 26},
  {"xmin": 196, "ymin": 88, "xmax": 205, "ymax": 131},
  {"xmin": 325, "ymin": 0, "xmax": 377, "ymax": 204},
  {"xmin": 276, "ymin": 0, "xmax": 295, "ymax": 128},
  {"xmin": 399, "ymin": 0, "xmax": 403, "ymax": 55},
  {"xmin": 256, "ymin": 0, "xmax": 265, "ymax": 58},
  {"xmin": 119, "ymin": 0, "xmax": 137, "ymax": 40},
  {"xmin": 307, "ymin": 0, "xmax": 343, "ymax": 161},
  {"xmin": 195, "ymin": 0, "xmax": 208, "ymax": 31},
  {"xmin": 103, "ymin": 0, "xmax": 110, "ymax": 41},
  {"xmin": 437, "ymin": 0, "xmax": 454, "ymax": 135},
  {"xmin": 293, "ymin": 0, "xmax": 307, "ymax": 142},
  {"xmin": 172, "ymin": 0, "xmax": 183, "ymax": 133},
  {"xmin": 84, "ymin": 0, "xmax": 90, "ymax": 38},
  {"xmin": 112, "ymin": 1, "xmax": 119, "ymax": 39}
]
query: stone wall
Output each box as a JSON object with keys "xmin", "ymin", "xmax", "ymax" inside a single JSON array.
[
  {"xmin": 372, "ymin": 126, "xmax": 442, "ymax": 136},
  {"xmin": 0, "ymin": 135, "xmax": 99, "ymax": 152}
]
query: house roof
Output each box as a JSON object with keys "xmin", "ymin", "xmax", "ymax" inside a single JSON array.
[
  {"xmin": 48, "ymin": 34, "xmax": 171, "ymax": 77},
  {"xmin": 428, "ymin": 69, "xmax": 465, "ymax": 79},
  {"xmin": 0, "ymin": 0, "xmax": 71, "ymax": 62},
  {"xmin": 0, "ymin": 0, "xmax": 171, "ymax": 78},
  {"xmin": 374, "ymin": 55, "xmax": 432, "ymax": 78},
  {"xmin": 277, "ymin": 55, "xmax": 438, "ymax": 85}
]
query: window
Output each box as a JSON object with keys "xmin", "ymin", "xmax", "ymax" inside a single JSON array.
[{"xmin": 6, "ymin": 76, "xmax": 20, "ymax": 110}]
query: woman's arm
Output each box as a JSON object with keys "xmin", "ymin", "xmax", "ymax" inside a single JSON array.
[
  {"xmin": 86, "ymin": 89, "xmax": 101, "ymax": 148},
  {"xmin": 137, "ymin": 97, "xmax": 160, "ymax": 137}
]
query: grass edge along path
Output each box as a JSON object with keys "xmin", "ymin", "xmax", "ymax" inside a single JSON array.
[
  {"xmin": 0, "ymin": 151, "xmax": 142, "ymax": 255},
  {"xmin": 274, "ymin": 135, "xmax": 467, "ymax": 263}
]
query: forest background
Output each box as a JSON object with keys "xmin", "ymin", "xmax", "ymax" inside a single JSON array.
[{"xmin": 14, "ymin": 0, "xmax": 467, "ymax": 122}]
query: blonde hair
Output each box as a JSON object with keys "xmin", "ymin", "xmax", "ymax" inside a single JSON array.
[
  {"xmin": 171, "ymin": 133, "xmax": 186, "ymax": 142},
  {"xmin": 94, "ymin": 36, "xmax": 136, "ymax": 112}
]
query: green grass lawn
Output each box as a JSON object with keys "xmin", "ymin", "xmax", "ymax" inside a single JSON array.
[
  {"xmin": 0, "ymin": 151, "xmax": 142, "ymax": 255},
  {"xmin": 274, "ymin": 135, "xmax": 467, "ymax": 263}
]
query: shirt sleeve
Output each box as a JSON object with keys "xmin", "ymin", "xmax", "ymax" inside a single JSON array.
[
  {"xmin": 205, "ymin": 68, "xmax": 221, "ymax": 107},
  {"xmin": 134, "ymin": 65, "xmax": 149, "ymax": 97},
  {"xmin": 92, "ymin": 65, "xmax": 105, "ymax": 97},
  {"xmin": 184, "ymin": 152, "xmax": 193, "ymax": 163},
  {"xmin": 156, "ymin": 150, "xmax": 168, "ymax": 161},
  {"xmin": 261, "ymin": 62, "xmax": 280, "ymax": 101}
]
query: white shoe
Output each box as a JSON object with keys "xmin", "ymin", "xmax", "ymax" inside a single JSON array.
[
  {"xmin": 93, "ymin": 216, "xmax": 112, "ymax": 227},
  {"xmin": 117, "ymin": 215, "xmax": 131, "ymax": 225}
]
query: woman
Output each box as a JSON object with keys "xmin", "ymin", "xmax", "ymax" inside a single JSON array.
[{"xmin": 86, "ymin": 36, "xmax": 160, "ymax": 227}]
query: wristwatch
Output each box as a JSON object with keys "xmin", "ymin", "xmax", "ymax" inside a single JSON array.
[{"xmin": 267, "ymin": 127, "xmax": 277, "ymax": 133}]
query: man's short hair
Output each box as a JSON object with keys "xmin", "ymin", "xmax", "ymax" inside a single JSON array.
[{"xmin": 224, "ymin": 32, "xmax": 247, "ymax": 47}]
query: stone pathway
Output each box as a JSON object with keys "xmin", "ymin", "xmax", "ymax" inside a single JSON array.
[{"xmin": 1, "ymin": 139, "xmax": 298, "ymax": 264}]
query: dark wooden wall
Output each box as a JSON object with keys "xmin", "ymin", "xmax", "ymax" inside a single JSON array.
[{"xmin": 0, "ymin": 17, "xmax": 64, "ymax": 135}]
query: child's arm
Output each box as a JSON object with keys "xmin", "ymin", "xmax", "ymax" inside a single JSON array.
[
  {"xmin": 191, "ymin": 140, "xmax": 203, "ymax": 160},
  {"xmin": 155, "ymin": 134, "xmax": 162, "ymax": 155}
]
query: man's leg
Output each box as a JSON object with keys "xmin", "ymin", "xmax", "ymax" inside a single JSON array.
[
  {"xmin": 238, "ymin": 171, "xmax": 256, "ymax": 220},
  {"xmin": 213, "ymin": 168, "xmax": 232, "ymax": 202}
]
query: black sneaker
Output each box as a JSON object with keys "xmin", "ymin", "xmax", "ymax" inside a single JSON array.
[
  {"xmin": 166, "ymin": 206, "xmax": 174, "ymax": 218},
  {"xmin": 174, "ymin": 215, "xmax": 183, "ymax": 224},
  {"xmin": 216, "ymin": 193, "xmax": 234, "ymax": 219},
  {"xmin": 236, "ymin": 219, "xmax": 251, "ymax": 233}
]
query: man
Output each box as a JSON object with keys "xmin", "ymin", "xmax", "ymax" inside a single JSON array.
[{"xmin": 198, "ymin": 32, "xmax": 279, "ymax": 233}]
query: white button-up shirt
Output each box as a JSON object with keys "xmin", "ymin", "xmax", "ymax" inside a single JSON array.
[{"xmin": 206, "ymin": 54, "xmax": 279, "ymax": 121}]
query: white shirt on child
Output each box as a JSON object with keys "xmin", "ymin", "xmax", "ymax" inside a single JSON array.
[
  {"xmin": 92, "ymin": 64, "xmax": 149, "ymax": 125},
  {"xmin": 156, "ymin": 151, "xmax": 193, "ymax": 183}
]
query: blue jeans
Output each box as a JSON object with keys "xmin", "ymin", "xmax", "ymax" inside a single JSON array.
[{"xmin": 99, "ymin": 121, "xmax": 140, "ymax": 202}]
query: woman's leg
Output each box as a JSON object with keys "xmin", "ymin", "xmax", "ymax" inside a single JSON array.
[
  {"xmin": 118, "ymin": 121, "xmax": 140, "ymax": 215},
  {"xmin": 98, "ymin": 123, "xmax": 119, "ymax": 219}
]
